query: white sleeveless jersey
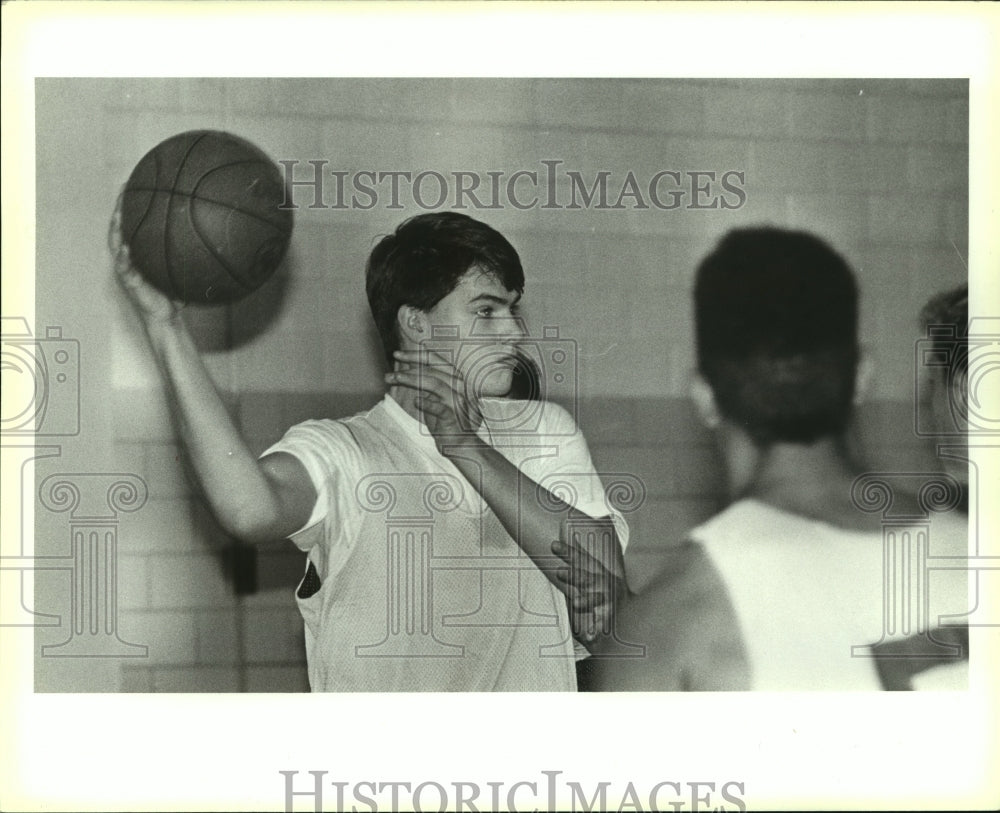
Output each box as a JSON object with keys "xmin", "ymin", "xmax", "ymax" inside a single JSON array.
[{"xmin": 691, "ymin": 499, "xmax": 969, "ymax": 691}]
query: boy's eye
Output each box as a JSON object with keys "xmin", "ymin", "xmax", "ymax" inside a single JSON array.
[{"xmin": 476, "ymin": 306, "xmax": 494, "ymax": 317}]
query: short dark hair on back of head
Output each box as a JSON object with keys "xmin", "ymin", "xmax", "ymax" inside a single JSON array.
[
  {"xmin": 365, "ymin": 212, "xmax": 525, "ymax": 364},
  {"xmin": 695, "ymin": 227, "xmax": 859, "ymax": 446},
  {"xmin": 920, "ymin": 285, "xmax": 968, "ymax": 377}
]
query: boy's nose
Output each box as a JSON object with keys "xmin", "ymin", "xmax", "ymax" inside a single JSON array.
[{"xmin": 501, "ymin": 315, "xmax": 528, "ymax": 341}]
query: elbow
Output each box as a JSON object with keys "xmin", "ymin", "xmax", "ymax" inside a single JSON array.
[
  {"xmin": 231, "ymin": 515, "xmax": 291, "ymax": 547},
  {"xmin": 228, "ymin": 522, "xmax": 281, "ymax": 547},
  {"xmin": 214, "ymin": 500, "xmax": 289, "ymax": 547}
]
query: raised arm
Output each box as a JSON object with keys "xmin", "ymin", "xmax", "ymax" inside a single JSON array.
[{"xmin": 112, "ymin": 217, "xmax": 314, "ymax": 545}]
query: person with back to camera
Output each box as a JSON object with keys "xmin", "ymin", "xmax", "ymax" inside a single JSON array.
[
  {"xmin": 113, "ymin": 208, "xmax": 628, "ymax": 692},
  {"xmin": 588, "ymin": 227, "xmax": 970, "ymax": 691},
  {"xmin": 860, "ymin": 283, "xmax": 972, "ymax": 690},
  {"xmin": 917, "ymin": 285, "xmax": 970, "ymax": 509}
]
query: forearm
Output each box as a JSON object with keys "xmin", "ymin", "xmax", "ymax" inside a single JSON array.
[
  {"xmin": 441, "ymin": 438, "xmax": 621, "ymax": 583},
  {"xmin": 141, "ymin": 316, "xmax": 291, "ymax": 541}
]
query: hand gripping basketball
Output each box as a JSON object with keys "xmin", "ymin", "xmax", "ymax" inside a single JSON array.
[{"xmin": 110, "ymin": 199, "xmax": 182, "ymax": 323}]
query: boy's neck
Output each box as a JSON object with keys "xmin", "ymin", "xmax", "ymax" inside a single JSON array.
[{"xmin": 722, "ymin": 428, "xmax": 882, "ymax": 531}]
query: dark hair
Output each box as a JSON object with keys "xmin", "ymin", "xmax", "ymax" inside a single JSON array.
[
  {"xmin": 694, "ymin": 227, "xmax": 859, "ymax": 446},
  {"xmin": 920, "ymin": 285, "xmax": 968, "ymax": 377},
  {"xmin": 365, "ymin": 212, "xmax": 525, "ymax": 364}
]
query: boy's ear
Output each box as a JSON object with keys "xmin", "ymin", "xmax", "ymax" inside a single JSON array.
[
  {"xmin": 853, "ymin": 348, "xmax": 874, "ymax": 406},
  {"xmin": 396, "ymin": 305, "xmax": 426, "ymax": 346},
  {"xmin": 689, "ymin": 372, "xmax": 721, "ymax": 429}
]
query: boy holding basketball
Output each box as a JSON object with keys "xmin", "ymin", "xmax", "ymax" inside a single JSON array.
[{"xmin": 114, "ymin": 210, "xmax": 627, "ymax": 692}]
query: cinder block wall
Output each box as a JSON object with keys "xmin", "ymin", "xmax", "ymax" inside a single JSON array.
[{"xmin": 32, "ymin": 79, "xmax": 967, "ymax": 692}]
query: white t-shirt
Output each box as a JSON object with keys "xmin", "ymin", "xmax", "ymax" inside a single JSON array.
[{"xmin": 265, "ymin": 394, "xmax": 627, "ymax": 692}]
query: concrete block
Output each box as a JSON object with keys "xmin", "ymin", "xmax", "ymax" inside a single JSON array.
[
  {"xmin": 906, "ymin": 146, "xmax": 968, "ymax": 193},
  {"xmin": 622, "ymin": 81, "xmax": 705, "ymax": 135},
  {"xmin": 195, "ymin": 607, "xmax": 240, "ymax": 665},
  {"xmin": 703, "ymin": 86, "xmax": 791, "ymax": 138},
  {"xmin": 117, "ymin": 554, "xmax": 150, "ymax": 610},
  {"xmin": 119, "ymin": 665, "xmax": 154, "ymax": 693},
  {"xmin": 119, "ymin": 608, "xmax": 197, "ymax": 665},
  {"xmin": 245, "ymin": 665, "xmax": 310, "ymax": 693},
  {"xmin": 788, "ymin": 90, "xmax": 866, "ymax": 141},
  {"xmin": 147, "ymin": 552, "xmax": 236, "ymax": 609},
  {"xmin": 244, "ymin": 606, "xmax": 301, "ymax": 663},
  {"xmin": 151, "ymin": 665, "xmax": 241, "ymax": 692},
  {"xmin": 534, "ymin": 79, "xmax": 628, "ymax": 129},
  {"xmin": 866, "ymin": 194, "xmax": 944, "ymax": 243}
]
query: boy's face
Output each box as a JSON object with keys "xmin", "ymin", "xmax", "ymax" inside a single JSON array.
[
  {"xmin": 420, "ymin": 267, "xmax": 526, "ymax": 397},
  {"xmin": 920, "ymin": 366, "xmax": 970, "ymax": 487}
]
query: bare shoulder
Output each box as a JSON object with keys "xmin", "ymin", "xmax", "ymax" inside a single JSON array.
[{"xmin": 589, "ymin": 542, "xmax": 749, "ymax": 691}]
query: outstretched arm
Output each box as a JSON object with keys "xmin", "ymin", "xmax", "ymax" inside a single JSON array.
[
  {"xmin": 588, "ymin": 543, "xmax": 749, "ymax": 691},
  {"xmin": 112, "ymin": 213, "xmax": 314, "ymax": 544},
  {"xmin": 387, "ymin": 349, "xmax": 628, "ymax": 647}
]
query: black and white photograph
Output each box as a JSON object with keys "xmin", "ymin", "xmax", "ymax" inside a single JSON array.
[{"xmin": 2, "ymin": 2, "xmax": 998, "ymax": 811}]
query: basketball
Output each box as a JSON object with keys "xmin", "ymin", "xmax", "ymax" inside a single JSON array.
[{"xmin": 119, "ymin": 130, "xmax": 293, "ymax": 304}]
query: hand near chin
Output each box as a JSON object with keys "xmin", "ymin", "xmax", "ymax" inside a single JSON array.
[{"xmin": 385, "ymin": 348, "xmax": 483, "ymax": 448}]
